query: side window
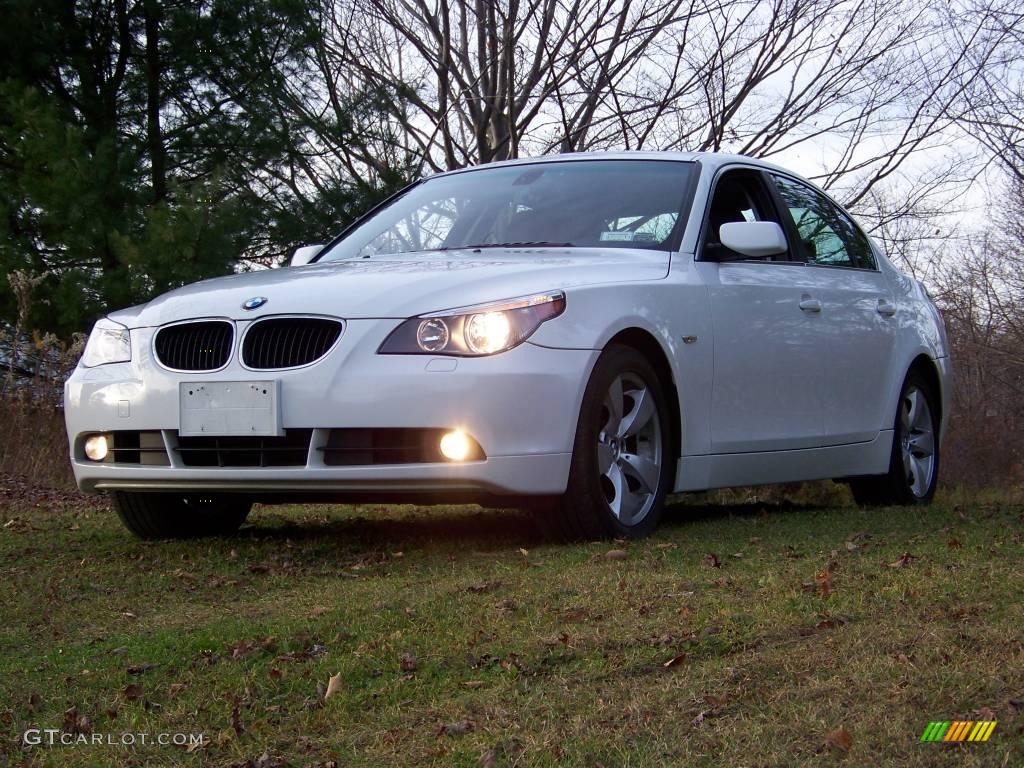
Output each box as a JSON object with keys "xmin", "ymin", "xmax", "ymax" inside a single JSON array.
[
  {"xmin": 771, "ymin": 175, "xmax": 876, "ymax": 269},
  {"xmin": 703, "ymin": 171, "xmax": 786, "ymax": 259}
]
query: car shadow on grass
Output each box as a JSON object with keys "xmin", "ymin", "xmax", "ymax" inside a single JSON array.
[
  {"xmin": 243, "ymin": 503, "xmax": 551, "ymax": 551},
  {"xmin": 236, "ymin": 494, "xmax": 833, "ymax": 552}
]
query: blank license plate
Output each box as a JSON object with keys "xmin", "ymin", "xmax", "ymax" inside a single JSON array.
[{"xmin": 179, "ymin": 381, "xmax": 281, "ymax": 437}]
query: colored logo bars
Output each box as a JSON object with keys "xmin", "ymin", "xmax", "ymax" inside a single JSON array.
[{"xmin": 920, "ymin": 721, "xmax": 996, "ymax": 742}]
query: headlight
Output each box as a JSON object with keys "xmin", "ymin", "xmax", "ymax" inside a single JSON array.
[
  {"xmin": 81, "ymin": 318, "xmax": 131, "ymax": 367},
  {"xmin": 379, "ymin": 291, "xmax": 565, "ymax": 356}
]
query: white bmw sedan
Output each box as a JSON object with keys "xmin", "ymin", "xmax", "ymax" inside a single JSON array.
[{"xmin": 65, "ymin": 152, "xmax": 951, "ymax": 539}]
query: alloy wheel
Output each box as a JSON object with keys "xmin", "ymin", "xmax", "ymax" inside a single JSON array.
[
  {"xmin": 596, "ymin": 373, "xmax": 663, "ymax": 526},
  {"xmin": 900, "ymin": 385, "xmax": 936, "ymax": 498}
]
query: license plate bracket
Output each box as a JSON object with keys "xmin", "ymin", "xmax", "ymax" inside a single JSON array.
[{"xmin": 178, "ymin": 381, "xmax": 282, "ymax": 437}]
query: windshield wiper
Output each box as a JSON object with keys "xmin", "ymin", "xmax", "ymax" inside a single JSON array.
[{"xmin": 440, "ymin": 241, "xmax": 574, "ymax": 250}]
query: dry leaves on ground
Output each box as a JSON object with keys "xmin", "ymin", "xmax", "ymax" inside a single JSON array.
[
  {"xmin": 324, "ymin": 672, "xmax": 342, "ymax": 700},
  {"xmin": 823, "ymin": 727, "xmax": 853, "ymax": 752}
]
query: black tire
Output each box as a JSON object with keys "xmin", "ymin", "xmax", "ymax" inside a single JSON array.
[
  {"xmin": 111, "ymin": 491, "xmax": 251, "ymax": 540},
  {"xmin": 544, "ymin": 344, "xmax": 674, "ymax": 540},
  {"xmin": 849, "ymin": 370, "xmax": 940, "ymax": 506}
]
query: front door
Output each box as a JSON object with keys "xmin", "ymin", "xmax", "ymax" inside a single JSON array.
[{"xmin": 697, "ymin": 169, "xmax": 826, "ymax": 453}]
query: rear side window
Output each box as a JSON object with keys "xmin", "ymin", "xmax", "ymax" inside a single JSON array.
[{"xmin": 771, "ymin": 175, "xmax": 876, "ymax": 269}]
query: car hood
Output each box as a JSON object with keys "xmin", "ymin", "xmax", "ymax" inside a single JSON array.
[{"xmin": 108, "ymin": 248, "xmax": 670, "ymax": 327}]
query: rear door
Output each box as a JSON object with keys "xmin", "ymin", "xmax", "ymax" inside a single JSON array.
[{"xmin": 768, "ymin": 173, "xmax": 899, "ymax": 444}]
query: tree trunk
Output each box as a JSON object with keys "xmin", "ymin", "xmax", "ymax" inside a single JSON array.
[{"xmin": 144, "ymin": 0, "xmax": 166, "ymax": 203}]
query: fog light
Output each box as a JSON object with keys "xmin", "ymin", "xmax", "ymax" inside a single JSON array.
[
  {"xmin": 84, "ymin": 434, "xmax": 109, "ymax": 461},
  {"xmin": 439, "ymin": 430, "xmax": 471, "ymax": 462}
]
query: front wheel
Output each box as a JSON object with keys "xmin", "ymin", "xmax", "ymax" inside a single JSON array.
[
  {"xmin": 111, "ymin": 491, "xmax": 251, "ymax": 539},
  {"xmin": 849, "ymin": 371, "xmax": 940, "ymax": 506},
  {"xmin": 546, "ymin": 345, "xmax": 673, "ymax": 540}
]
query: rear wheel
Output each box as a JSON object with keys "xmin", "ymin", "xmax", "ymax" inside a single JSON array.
[
  {"xmin": 545, "ymin": 345, "xmax": 673, "ymax": 540},
  {"xmin": 111, "ymin": 491, "xmax": 251, "ymax": 540},
  {"xmin": 849, "ymin": 370, "xmax": 939, "ymax": 506}
]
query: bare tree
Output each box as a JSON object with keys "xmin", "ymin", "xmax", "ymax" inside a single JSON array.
[
  {"xmin": 302, "ymin": 0, "xmax": 1006, "ymax": 224},
  {"xmin": 953, "ymin": 0, "xmax": 1024, "ymax": 180}
]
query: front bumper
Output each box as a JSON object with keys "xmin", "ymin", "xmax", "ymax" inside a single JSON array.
[{"xmin": 65, "ymin": 319, "xmax": 597, "ymax": 498}]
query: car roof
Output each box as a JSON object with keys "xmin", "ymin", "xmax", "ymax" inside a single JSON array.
[{"xmin": 428, "ymin": 150, "xmax": 808, "ymax": 183}]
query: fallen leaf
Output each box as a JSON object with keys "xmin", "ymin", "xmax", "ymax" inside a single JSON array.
[
  {"xmin": 700, "ymin": 624, "xmax": 722, "ymax": 638},
  {"xmin": 815, "ymin": 615, "xmax": 848, "ymax": 630},
  {"xmin": 888, "ymin": 552, "xmax": 917, "ymax": 568},
  {"xmin": 121, "ymin": 612, "xmax": 137, "ymax": 619},
  {"xmin": 691, "ymin": 709, "xmax": 711, "ymax": 726},
  {"xmin": 62, "ymin": 706, "xmax": 91, "ymax": 735},
  {"xmin": 467, "ymin": 580, "xmax": 502, "ymax": 594},
  {"xmin": 462, "ymin": 680, "xmax": 485, "ymax": 689},
  {"xmin": 662, "ymin": 653, "xmax": 687, "ymax": 668},
  {"xmin": 310, "ymin": 606, "xmax": 330, "ymax": 617},
  {"xmin": 815, "ymin": 569, "xmax": 833, "ymax": 597},
  {"xmin": 542, "ymin": 632, "xmax": 570, "ymax": 647},
  {"xmin": 844, "ymin": 540, "xmax": 860, "ymax": 552},
  {"xmin": 121, "ymin": 683, "xmax": 144, "ymax": 702},
  {"xmin": 253, "ymin": 751, "xmax": 281, "ymax": 768},
  {"xmin": 562, "ymin": 606, "xmax": 590, "ymax": 623},
  {"xmin": 27, "ymin": 692, "xmax": 42, "ymax": 712},
  {"xmin": 824, "ymin": 727, "xmax": 852, "ymax": 752},
  {"xmin": 518, "ymin": 548, "xmax": 529, "ymax": 557},
  {"xmin": 324, "ymin": 672, "xmax": 343, "ymax": 700},
  {"xmin": 127, "ymin": 662, "xmax": 158, "ymax": 674},
  {"xmin": 400, "ymin": 652, "xmax": 418, "ymax": 672},
  {"xmin": 168, "ymin": 683, "xmax": 186, "ymax": 697},
  {"xmin": 702, "ymin": 553, "xmax": 721, "ymax": 568},
  {"xmin": 230, "ymin": 705, "xmax": 244, "ymax": 736},
  {"xmin": 479, "ymin": 739, "xmax": 524, "ymax": 767},
  {"xmin": 494, "ymin": 597, "xmax": 518, "ymax": 612},
  {"xmin": 947, "ymin": 538, "xmax": 962, "ymax": 549},
  {"xmin": 437, "ymin": 719, "xmax": 475, "ymax": 736},
  {"xmin": 605, "ymin": 549, "xmax": 628, "ymax": 560}
]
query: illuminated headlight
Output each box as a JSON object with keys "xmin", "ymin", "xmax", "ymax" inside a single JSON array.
[
  {"xmin": 379, "ymin": 291, "xmax": 565, "ymax": 357},
  {"xmin": 81, "ymin": 318, "xmax": 131, "ymax": 367}
]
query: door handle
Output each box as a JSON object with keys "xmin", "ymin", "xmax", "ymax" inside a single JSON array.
[
  {"xmin": 876, "ymin": 299, "xmax": 897, "ymax": 317},
  {"xmin": 798, "ymin": 295, "xmax": 822, "ymax": 313}
]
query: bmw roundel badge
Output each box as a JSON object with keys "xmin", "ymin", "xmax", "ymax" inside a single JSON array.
[{"xmin": 242, "ymin": 296, "xmax": 268, "ymax": 311}]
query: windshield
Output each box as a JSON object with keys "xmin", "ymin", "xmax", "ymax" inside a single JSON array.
[{"xmin": 318, "ymin": 159, "xmax": 694, "ymax": 261}]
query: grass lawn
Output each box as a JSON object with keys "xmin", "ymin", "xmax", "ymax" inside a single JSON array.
[{"xmin": 1, "ymin": 482, "xmax": 1022, "ymax": 767}]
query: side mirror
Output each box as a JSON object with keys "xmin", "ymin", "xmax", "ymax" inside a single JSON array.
[
  {"xmin": 290, "ymin": 244, "xmax": 324, "ymax": 267},
  {"xmin": 716, "ymin": 222, "xmax": 788, "ymax": 260}
]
